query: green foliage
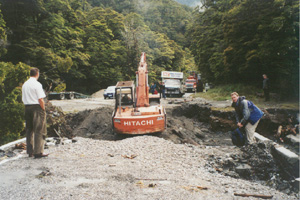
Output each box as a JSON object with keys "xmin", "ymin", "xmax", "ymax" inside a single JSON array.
[
  {"xmin": 188, "ymin": 0, "xmax": 299, "ymax": 99},
  {"xmin": 0, "ymin": 7, "xmax": 6, "ymax": 57},
  {"xmin": 0, "ymin": 62, "xmax": 31, "ymax": 145},
  {"xmin": 90, "ymin": 0, "xmax": 192, "ymax": 47},
  {"xmin": 0, "ymin": 0, "xmax": 198, "ymax": 144}
]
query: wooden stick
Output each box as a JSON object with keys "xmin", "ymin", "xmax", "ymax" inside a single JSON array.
[
  {"xmin": 276, "ymin": 125, "xmax": 282, "ymax": 137},
  {"xmin": 234, "ymin": 193, "xmax": 273, "ymax": 199},
  {"xmin": 135, "ymin": 178, "xmax": 167, "ymax": 181}
]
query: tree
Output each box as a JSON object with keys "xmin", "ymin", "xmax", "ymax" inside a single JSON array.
[
  {"xmin": 0, "ymin": 62, "xmax": 31, "ymax": 145},
  {"xmin": 0, "ymin": 7, "xmax": 6, "ymax": 57},
  {"xmin": 188, "ymin": 0, "xmax": 299, "ymax": 98}
]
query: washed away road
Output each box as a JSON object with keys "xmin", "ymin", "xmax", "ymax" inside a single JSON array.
[{"xmin": 0, "ymin": 95, "xmax": 298, "ymax": 199}]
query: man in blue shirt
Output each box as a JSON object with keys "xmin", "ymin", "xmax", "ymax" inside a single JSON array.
[{"xmin": 231, "ymin": 92, "xmax": 264, "ymax": 144}]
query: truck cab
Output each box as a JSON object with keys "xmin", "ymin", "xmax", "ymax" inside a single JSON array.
[
  {"xmin": 185, "ymin": 72, "xmax": 203, "ymax": 93},
  {"xmin": 185, "ymin": 78, "xmax": 197, "ymax": 92},
  {"xmin": 161, "ymin": 71, "xmax": 185, "ymax": 97},
  {"xmin": 164, "ymin": 79, "xmax": 185, "ymax": 97}
]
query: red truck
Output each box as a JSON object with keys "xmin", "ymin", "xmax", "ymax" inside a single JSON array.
[{"xmin": 184, "ymin": 72, "xmax": 203, "ymax": 93}]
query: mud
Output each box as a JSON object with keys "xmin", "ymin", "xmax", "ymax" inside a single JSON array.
[{"xmin": 43, "ymin": 100, "xmax": 300, "ymax": 195}]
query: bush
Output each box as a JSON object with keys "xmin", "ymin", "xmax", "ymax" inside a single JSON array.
[{"xmin": 0, "ymin": 62, "xmax": 31, "ymax": 145}]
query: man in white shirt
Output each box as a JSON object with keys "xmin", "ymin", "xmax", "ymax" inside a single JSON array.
[{"xmin": 22, "ymin": 68, "xmax": 48, "ymax": 158}]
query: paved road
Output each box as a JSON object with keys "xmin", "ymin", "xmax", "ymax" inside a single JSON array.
[{"xmin": 50, "ymin": 97, "xmax": 114, "ymax": 112}]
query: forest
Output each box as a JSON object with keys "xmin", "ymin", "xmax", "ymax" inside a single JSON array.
[{"xmin": 0, "ymin": 0, "xmax": 298, "ymax": 144}]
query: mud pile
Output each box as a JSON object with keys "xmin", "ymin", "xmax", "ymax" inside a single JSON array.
[
  {"xmin": 62, "ymin": 105, "xmax": 232, "ymax": 147},
  {"xmin": 65, "ymin": 107, "xmax": 114, "ymax": 140}
]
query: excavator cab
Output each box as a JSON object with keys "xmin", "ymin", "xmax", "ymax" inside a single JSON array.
[{"xmin": 114, "ymin": 81, "xmax": 135, "ymax": 108}]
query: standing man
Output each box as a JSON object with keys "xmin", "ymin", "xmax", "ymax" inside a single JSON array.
[
  {"xmin": 161, "ymin": 82, "xmax": 166, "ymax": 99},
  {"xmin": 231, "ymin": 92, "xmax": 263, "ymax": 144},
  {"xmin": 263, "ymin": 74, "xmax": 270, "ymax": 101},
  {"xmin": 22, "ymin": 68, "xmax": 48, "ymax": 158},
  {"xmin": 150, "ymin": 83, "xmax": 155, "ymax": 94}
]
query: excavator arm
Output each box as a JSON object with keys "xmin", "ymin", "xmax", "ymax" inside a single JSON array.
[{"xmin": 136, "ymin": 52, "xmax": 149, "ymax": 107}]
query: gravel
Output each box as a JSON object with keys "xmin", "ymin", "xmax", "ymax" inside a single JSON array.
[{"xmin": 0, "ymin": 136, "xmax": 297, "ymax": 200}]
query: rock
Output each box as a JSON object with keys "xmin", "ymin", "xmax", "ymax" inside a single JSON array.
[
  {"xmin": 62, "ymin": 139, "xmax": 72, "ymax": 145},
  {"xmin": 6, "ymin": 151, "xmax": 16, "ymax": 157},
  {"xmin": 72, "ymin": 139, "xmax": 78, "ymax": 143},
  {"xmin": 0, "ymin": 149, "xmax": 5, "ymax": 158},
  {"xmin": 195, "ymin": 132, "xmax": 205, "ymax": 139},
  {"xmin": 46, "ymin": 142, "xmax": 56, "ymax": 147},
  {"xmin": 285, "ymin": 135, "xmax": 300, "ymax": 146},
  {"xmin": 292, "ymin": 178, "xmax": 300, "ymax": 192},
  {"xmin": 235, "ymin": 164, "xmax": 252, "ymax": 178}
]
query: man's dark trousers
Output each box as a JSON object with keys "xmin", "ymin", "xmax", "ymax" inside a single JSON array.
[
  {"xmin": 264, "ymin": 89, "xmax": 270, "ymax": 101},
  {"xmin": 25, "ymin": 105, "xmax": 47, "ymax": 155}
]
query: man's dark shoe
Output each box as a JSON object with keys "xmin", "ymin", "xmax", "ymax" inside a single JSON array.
[
  {"xmin": 28, "ymin": 154, "xmax": 33, "ymax": 157},
  {"xmin": 34, "ymin": 153, "xmax": 49, "ymax": 158}
]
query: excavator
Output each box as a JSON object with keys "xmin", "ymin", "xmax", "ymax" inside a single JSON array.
[{"xmin": 112, "ymin": 52, "xmax": 166, "ymax": 134}]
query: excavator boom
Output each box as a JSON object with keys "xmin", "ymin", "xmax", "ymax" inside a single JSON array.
[{"xmin": 136, "ymin": 52, "xmax": 149, "ymax": 107}]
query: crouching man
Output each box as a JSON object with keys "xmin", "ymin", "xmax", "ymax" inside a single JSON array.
[{"xmin": 231, "ymin": 92, "xmax": 263, "ymax": 144}]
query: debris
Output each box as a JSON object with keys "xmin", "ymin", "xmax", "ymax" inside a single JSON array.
[
  {"xmin": 71, "ymin": 139, "xmax": 78, "ymax": 143},
  {"xmin": 107, "ymin": 154, "xmax": 114, "ymax": 157},
  {"xmin": 122, "ymin": 154, "xmax": 137, "ymax": 159},
  {"xmin": 136, "ymin": 178, "xmax": 167, "ymax": 181},
  {"xmin": 136, "ymin": 181, "xmax": 144, "ymax": 188},
  {"xmin": 196, "ymin": 186, "xmax": 208, "ymax": 190},
  {"xmin": 148, "ymin": 183, "xmax": 157, "ymax": 188},
  {"xmin": 15, "ymin": 143, "xmax": 26, "ymax": 150},
  {"xmin": 36, "ymin": 169, "xmax": 52, "ymax": 178},
  {"xmin": 182, "ymin": 185, "xmax": 209, "ymax": 192},
  {"xmin": 215, "ymin": 167, "xmax": 223, "ymax": 172},
  {"xmin": 234, "ymin": 193, "xmax": 273, "ymax": 199},
  {"xmin": 276, "ymin": 125, "xmax": 282, "ymax": 137}
]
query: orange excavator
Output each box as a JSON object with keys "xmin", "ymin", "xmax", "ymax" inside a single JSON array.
[{"xmin": 112, "ymin": 52, "xmax": 166, "ymax": 134}]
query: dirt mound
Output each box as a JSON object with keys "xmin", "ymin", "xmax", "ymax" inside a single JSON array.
[
  {"xmin": 63, "ymin": 106, "xmax": 232, "ymax": 146},
  {"xmin": 66, "ymin": 107, "xmax": 115, "ymax": 140},
  {"xmin": 91, "ymin": 89, "xmax": 105, "ymax": 98}
]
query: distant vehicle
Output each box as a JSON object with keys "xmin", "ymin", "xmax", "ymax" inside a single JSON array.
[
  {"xmin": 185, "ymin": 71, "xmax": 203, "ymax": 93},
  {"xmin": 48, "ymin": 91, "xmax": 89, "ymax": 100},
  {"xmin": 164, "ymin": 79, "xmax": 185, "ymax": 97},
  {"xmin": 104, "ymin": 86, "xmax": 116, "ymax": 99},
  {"xmin": 161, "ymin": 71, "xmax": 185, "ymax": 97},
  {"xmin": 205, "ymin": 83, "xmax": 214, "ymax": 92}
]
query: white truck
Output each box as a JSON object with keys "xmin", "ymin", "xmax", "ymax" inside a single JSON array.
[{"xmin": 161, "ymin": 71, "xmax": 185, "ymax": 97}]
